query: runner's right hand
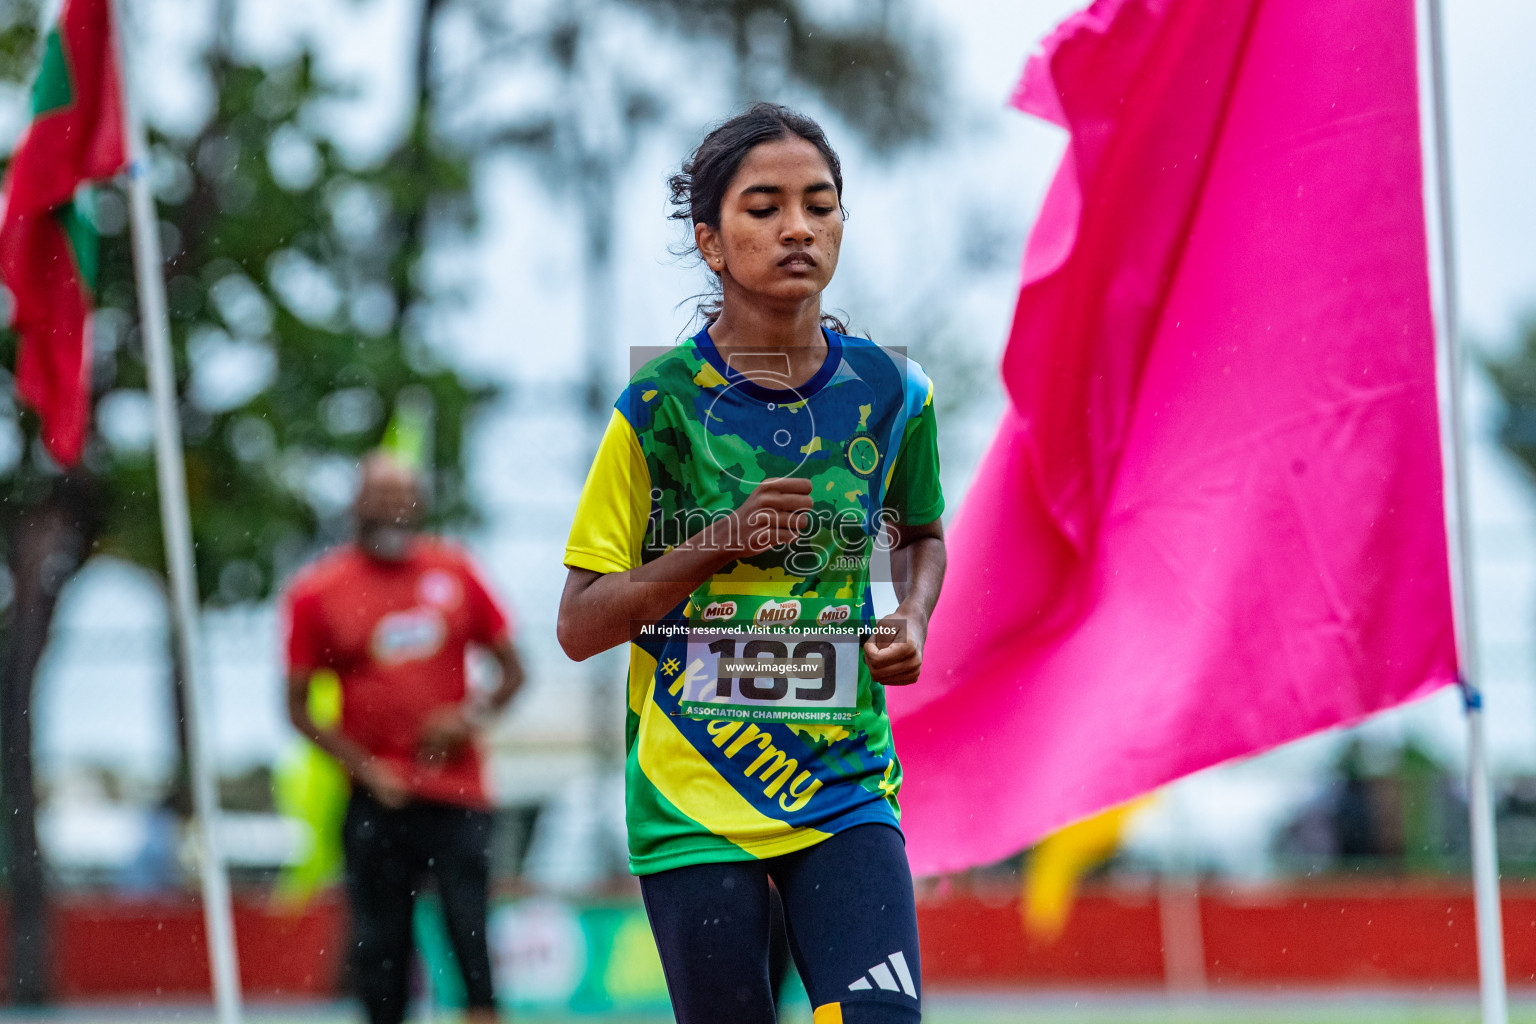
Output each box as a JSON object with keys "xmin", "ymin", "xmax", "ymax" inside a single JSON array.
[{"xmin": 726, "ymin": 478, "xmax": 813, "ymax": 556}]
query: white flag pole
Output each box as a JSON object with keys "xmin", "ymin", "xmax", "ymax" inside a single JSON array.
[
  {"xmin": 112, "ymin": 4, "xmax": 244, "ymax": 1022},
  {"xmin": 1415, "ymin": 0, "xmax": 1508, "ymax": 1021}
]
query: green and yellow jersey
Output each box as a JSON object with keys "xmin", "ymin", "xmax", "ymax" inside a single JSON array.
[{"xmin": 564, "ymin": 325, "xmax": 943, "ymax": 874}]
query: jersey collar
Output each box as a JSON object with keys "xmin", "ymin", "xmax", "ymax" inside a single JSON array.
[{"xmin": 692, "ymin": 323, "xmax": 843, "ymax": 404}]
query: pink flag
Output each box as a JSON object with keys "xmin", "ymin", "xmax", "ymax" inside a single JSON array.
[{"xmin": 890, "ymin": 0, "xmax": 1456, "ymax": 876}]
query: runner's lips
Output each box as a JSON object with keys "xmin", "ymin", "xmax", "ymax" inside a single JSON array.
[{"xmin": 779, "ymin": 252, "xmax": 816, "ymax": 268}]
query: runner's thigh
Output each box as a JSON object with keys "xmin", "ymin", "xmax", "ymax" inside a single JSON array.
[
  {"xmin": 773, "ymin": 824, "xmax": 921, "ymax": 1024},
  {"xmin": 639, "ymin": 858, "xmax": 778, "ymax": 1024}
]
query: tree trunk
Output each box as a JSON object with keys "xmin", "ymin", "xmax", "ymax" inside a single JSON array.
[
  {"xmin": 166, "ymin": 624, "xmax": 193, "ymax": 820},
  {"xmin": 392, "ymin": 0, "xmax": 447, "ymax": 318},
  {"xmin": 0, "ymin": 476, "xmax": 98, "ymax": 1005}
]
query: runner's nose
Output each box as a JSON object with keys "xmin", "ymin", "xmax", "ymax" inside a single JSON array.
[{"xmin": 781, "ymin": 207, "xmax": 814, "ymax": 245}]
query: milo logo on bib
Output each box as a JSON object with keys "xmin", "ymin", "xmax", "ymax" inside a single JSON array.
[
  {"xmin": 687, "ymin": 593, "xmax": 858, "ymax": 632},
  {"xmin": 701, "ymin": 600, "xmax": 738, "ymax": 621},
  {"xmin": 754, "ymin": 599, "xmax": 801, "ymax": 626},
  {"xmin": 817, "ymin": 604, "xmax": 851, "ymax": 626}
]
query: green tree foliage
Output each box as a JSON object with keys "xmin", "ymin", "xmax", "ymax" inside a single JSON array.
[
  {"xmin": 2, "ymin": 51, "xmax": 494, "ymax": 601},
  {"xmin": 0, "ymin": 5, "xmax": 40, "ymax": 89},
  {"xmin": 1488, "ymin": 317, "xmax": 1536, "ymax": 480},
  {"xmin": 625, "ymin": 0, "xmax": 943, "ymax": 150}
]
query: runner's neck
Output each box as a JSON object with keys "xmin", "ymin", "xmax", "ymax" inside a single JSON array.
[{"xmin": 708, "ymin": 300, "xmax": 827, "ymax": 390}]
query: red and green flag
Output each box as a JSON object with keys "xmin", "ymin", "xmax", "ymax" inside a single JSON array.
[{"xmin": 0, "ymin": 0, "xmax": 126, "ymax": 465}]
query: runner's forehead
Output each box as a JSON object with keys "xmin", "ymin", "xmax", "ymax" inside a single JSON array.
[{"xmin": 729, "ymin": 137, "xmax": 837, "ymax": 199}]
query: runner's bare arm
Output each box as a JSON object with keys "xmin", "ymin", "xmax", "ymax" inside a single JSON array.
[
  {"xmin": 558, "ymin": 477, "xmax": 813, "ymax": 661},
  {"xmin": 864, "ymin": 519, "xmax": 946, "ymax": 686},
  {"xmin": 890, "ymin": 519, "xmax": 945, "ymax": 619}
]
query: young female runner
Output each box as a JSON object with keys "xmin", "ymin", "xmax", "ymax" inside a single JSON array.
[{"xmin": 558, "ymin": 103, "xmax": 945, "ymax": 1024}]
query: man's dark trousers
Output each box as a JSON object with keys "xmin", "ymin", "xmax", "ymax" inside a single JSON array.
[{"xmin": 342, "ymin": 788, "xmax": 496, "ymax": 1024}]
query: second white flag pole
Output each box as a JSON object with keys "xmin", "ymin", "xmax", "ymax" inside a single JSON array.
[{"xmin": 1416, "ymin": 0, "xmax": 1510, "ymax": 1022}]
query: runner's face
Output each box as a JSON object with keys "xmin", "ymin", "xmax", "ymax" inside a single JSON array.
[{"xmin": 697, "ymin": 136, "xmax": 842, "ymax": 307}]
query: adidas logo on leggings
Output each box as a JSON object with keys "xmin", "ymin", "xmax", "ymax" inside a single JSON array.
[{"xmin": 847, "ymin": 951, "xmax": 916, "ymax": 998}]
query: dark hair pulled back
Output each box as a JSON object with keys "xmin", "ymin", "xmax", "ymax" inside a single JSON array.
[{"xmin": 669, "ymin": 102, "xmax": 851, "ymax": 335}]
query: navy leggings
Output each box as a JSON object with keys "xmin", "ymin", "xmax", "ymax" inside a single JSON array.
[{"xmin": 640, "ymin": 823, "xmax": 921, "ymax": 1024}]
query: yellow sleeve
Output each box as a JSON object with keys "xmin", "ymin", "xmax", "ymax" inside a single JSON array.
[{"xmin": 564, "ymin": 408, "xmax": 651, "ymax": 574}]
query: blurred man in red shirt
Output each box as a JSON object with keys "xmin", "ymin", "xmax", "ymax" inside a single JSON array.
[{"xmin": 285, "ymin": 452, "xmax": 524, "ymax": 1024}]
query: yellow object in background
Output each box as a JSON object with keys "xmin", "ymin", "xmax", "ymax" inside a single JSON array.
[
  {"xmin": 1021, "ymin": 795, "xmax": 1153, "ymax": 944},
  {"xmin": 272, "ymin": 670, "xmax": 349, "ymax": 906},
  {"xmin": 603, "ymin": 912, "xmax": 669, "ymax": 1002},
  {"xmin": 381, "ymin": 385, "xmax": 435, "ymax": 471}
]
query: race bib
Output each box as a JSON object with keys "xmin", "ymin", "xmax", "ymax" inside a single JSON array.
[{"xmin": 677, "ymin": 625, "xmax": 861, "ymax": 723}]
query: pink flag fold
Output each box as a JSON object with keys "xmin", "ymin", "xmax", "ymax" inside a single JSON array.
[{"xmin": 891, "ymin": 0, "xmax": 1456, "ymax": 876}]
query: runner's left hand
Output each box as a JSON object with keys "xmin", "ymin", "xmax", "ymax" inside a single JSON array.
[{"xmin": 862, "ymin": 609, "xmax": 925, "ymax": 686}]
